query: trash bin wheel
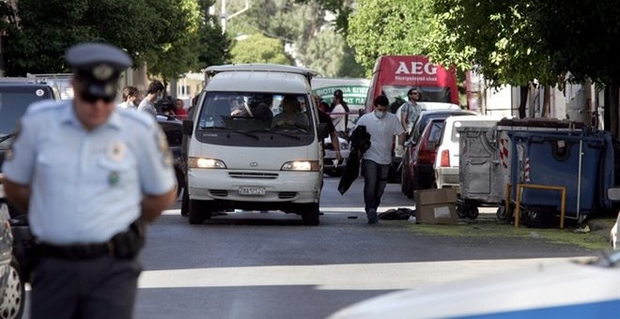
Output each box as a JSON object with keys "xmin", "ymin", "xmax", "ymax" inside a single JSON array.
[
  {"xmin": 456, "ymin": 204, "xmax": 467, "ymax": 218},
  {"xmin": 467, "ymin": 206, "xmax": 479, "ymax": 219},
  {"xmin": 496, "ymin": 206, "xmax": 508, "ymax": 220}
]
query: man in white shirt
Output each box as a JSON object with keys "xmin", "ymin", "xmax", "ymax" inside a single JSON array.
[
  {"xmin": 354, "ymin": 95, "xmax": 406, "ymax": 224},
  {"xmin": 137, "ymin": 80, "xmax": 165, "ymax": 118}
]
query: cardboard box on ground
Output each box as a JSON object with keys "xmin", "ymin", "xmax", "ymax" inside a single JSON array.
[{"xmin": 414, "ymin": 188, "xmax": 458, "ymax": 225}]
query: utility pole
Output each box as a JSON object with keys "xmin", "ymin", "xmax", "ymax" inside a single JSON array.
[{"xmin": 220, "ymin": 0, "xmax": 251, "ymax": 34}]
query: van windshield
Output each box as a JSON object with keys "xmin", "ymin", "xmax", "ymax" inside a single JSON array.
[{"xmin": 194, "ymin": 92, "xmax": 316, "ymax": 147}]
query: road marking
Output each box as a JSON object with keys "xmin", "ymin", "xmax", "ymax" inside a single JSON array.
[{"xmin": 138, "ymin": 257, "xmax": 585, "ymax": 291}]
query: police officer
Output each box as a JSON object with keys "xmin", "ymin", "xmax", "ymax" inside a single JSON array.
[{"xmin": 1, "ymin": 42, "xmax": 177, "ymax": 319}]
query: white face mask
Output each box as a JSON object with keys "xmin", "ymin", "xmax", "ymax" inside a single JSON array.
[{"xmin": 374, "ymin": 110, "xmax": 386, "ymax": 119}]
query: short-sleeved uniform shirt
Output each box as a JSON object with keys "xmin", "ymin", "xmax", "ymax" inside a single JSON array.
[
  {"xmin": 354, "ymin": 112, "xmax": 405, "ymax": 165},
  {"xmin": 2, "ymin": 100, "xmax": 176, "ymax": 245}
]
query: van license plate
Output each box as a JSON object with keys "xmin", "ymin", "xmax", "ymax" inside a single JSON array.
[{"xmin": 238, "ymin": 187, "xmax": 265, "ymax": 196}]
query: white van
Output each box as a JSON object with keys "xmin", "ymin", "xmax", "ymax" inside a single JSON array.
[{"xmin": 183, "ymin": 64, "xmax": 325, "ymax": 225}]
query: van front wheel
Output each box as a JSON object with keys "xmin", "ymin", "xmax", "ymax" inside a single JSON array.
[
  {"xmin": 188, "ymin": 200, "xmax": 212, "ymax": 225},
  {"xmin": 301, "ymin": 203, "xmax": 320, "ymax": 226}
]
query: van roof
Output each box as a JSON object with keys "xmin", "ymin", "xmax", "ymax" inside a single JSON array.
[
  {"xmin": 205, "ymin": 64, "xmax": 318, "ymax": 77},
  {"xmin": 205, "ymin": 71, "xmax": 312, "ymax": 94}
]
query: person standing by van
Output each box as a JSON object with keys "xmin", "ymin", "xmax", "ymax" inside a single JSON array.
[
  {"xmin": 354, "ymin": 95, "xmax": 405, "ymax": 224},
  {"xmin": 400, "ymin": 88, "xmax": 422, "ymax": 135},
  {"xmin": 117, "ymin": 86, "xmax": 141, "ymax": 110},
  {"xmin": 330, "ymin": 89, "xmax": 350, "ymax": 138},
  {"xmin": 137, "ymin": 80, "xmax": 165, "ymax": 118}
]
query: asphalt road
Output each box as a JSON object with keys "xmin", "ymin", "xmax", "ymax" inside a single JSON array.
[{"xmin": 21, "ymin": 176, "xmax": 598, "ymax": 319}]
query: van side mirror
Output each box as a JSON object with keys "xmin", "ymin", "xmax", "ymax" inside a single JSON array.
[
  {"xmin": 317, "ymin": 123, "xmax": 329, "ymax": 139},
  {"xmin": 608, "ymin": 187, "xmax": 620, "ymax": 201},
  {"xmin": 182, "ymin": 120, "xmax": 194, "ymax": 136}
]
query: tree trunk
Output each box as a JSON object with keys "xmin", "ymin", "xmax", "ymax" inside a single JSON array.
[{"xmin": 519, "ymin": 85, "xmax": 528, "ymax": 119}]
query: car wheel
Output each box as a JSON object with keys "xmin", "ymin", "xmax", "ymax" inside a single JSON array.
[
  {"xmin": 188, "ymin": 200, "xmax": 212, "ymax": 225},
  {"xmin": 0, "ymin": 257, "xmax": 25, "ymax": 319},
  {"xmin": 301, "ymin": 203, "xmax": 320, "ymax": 226}
]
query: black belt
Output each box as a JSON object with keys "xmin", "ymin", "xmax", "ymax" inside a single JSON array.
[
  {"xmin": 39, "ymin": 242, "xmax": 114, "ymax": 260},
  {"xmin": 38, "ymin": 219, "xmax": 145, "ymax": 260}
]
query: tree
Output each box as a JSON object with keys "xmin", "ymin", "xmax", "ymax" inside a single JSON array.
[
  {"xmin": 142, "ymin": 0, "xmax": 203, "ymax": 83},
  {"xmin": 222, "ymin": 0, "xmax": 363, "ymax": 77},
  {"xmin": 3, "ymin": 0, "xmax": 158, "ymax": 75},
  {"xmin": 197, "ymin": 0, "xmax": 232, "ymax": 68},
  {"xmin": 346, "ymin": 0, "xmax": 434, "ymax": 75},
  {"xmin": 230, "ymin": 33, "xmax": 293, "ymax": 65}
]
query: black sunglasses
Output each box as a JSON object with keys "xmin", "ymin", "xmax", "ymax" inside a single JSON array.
[{"xmin": 80, "ymin": 91, "xmax": 115, "ymax": 103}]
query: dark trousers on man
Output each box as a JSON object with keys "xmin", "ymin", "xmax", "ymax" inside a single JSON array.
[
  {"xmin": 31, "ymin": 255, "xmax": 142, "ymax": 319},
  {"xmin": 362, "ymin": 159, "xmax": 390, "ymax": 224}
]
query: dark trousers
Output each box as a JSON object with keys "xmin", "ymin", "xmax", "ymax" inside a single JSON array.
[
  {"xmin": 362, "ymin": 159, "xmax": 390, "ymax": 221},
  {"xmin": 31, "ymin": 255, "xmax": 142, "ymax": 319}
]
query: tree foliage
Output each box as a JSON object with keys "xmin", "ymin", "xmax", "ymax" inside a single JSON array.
[
  {"xmin": 346, "ymin": 0, "xmax": 434, "ymax": 75},
  {"xmin": 223, "ymin": 0, "xmax": 363, "ymax": 77},
  {"xmin": 1, "ymin": 0, "xmax": 229, "ymax": 79},
  {"xmin": 230, "ymin": 33, "xmax": 293, "ymax": 65}
]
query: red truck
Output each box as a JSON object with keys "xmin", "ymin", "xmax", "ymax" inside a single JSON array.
[{"xmin": 365, "ymin": 55, "xmax": 459, "ymax": 112}]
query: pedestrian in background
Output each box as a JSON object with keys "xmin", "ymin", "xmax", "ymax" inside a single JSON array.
[
  {"xmin": 400, "ymin": 88, "xmax": 422, "ymax": 135},
  {"xmin": 137, "ymin": 79, "xmax": 165, "ymax": 118},
  {"xmin": 354, "ymin": 95, "xmax": 405, "ymax": 224},
  {"xmin": 1, "ymin": 42, "xmax": 177, "ymax": 319},
  {"xmin": 174, "ymin": 98, "xmax": 188, "ymax": 120},
  {"xmin": 313, "ymin": 94, "xmax": 341, "ymax": 163},
  {"xmin": 330, "ymin": 89, "xmax": 350, "ymax": 138},
  {"xmin": 117, "ymin": 85, "xmax": 141, "ymax": 110}
]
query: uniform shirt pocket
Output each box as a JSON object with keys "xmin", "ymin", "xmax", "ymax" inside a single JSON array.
[{"xmin": 97, "ymin": 157, "xmax": 136, "ymax": 187}]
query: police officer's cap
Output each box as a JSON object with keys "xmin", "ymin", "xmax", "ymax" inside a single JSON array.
[{"xmin": 65, "ymin": 43, "xmax": 132, "ymax": 101}]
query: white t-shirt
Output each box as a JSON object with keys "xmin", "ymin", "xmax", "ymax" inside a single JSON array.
[
  {"xmin": 137, "ymin": 99, "xmax": 156, "ymax": 118},
  {"xmin": 354, "ymin": 112, "xmax": 405, "ymax": 165},
  {"xmin": 330, "ymin": 103, "xmax": 346, "ymax": 132}
]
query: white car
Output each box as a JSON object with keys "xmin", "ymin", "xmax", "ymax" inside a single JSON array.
[
  {"xmin": 434, "ymin": 115, "xmax": 503, "ymax": 190},
  {"xmin": 328, "ymin": 252, "xmax": 620, "ymax": 319},
  {"xmin": 323, "ymin": 135, "xmax": 350, "ymax": 177}
]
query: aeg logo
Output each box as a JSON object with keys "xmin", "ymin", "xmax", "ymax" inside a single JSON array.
[{"xmin": 394, "ymin": 61, "xmax": 437, "ymax": 75}]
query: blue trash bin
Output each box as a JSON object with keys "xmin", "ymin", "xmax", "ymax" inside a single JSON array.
[{"xmin": 508, "ymin": 131, "xmax": 605, "ymax": 221}]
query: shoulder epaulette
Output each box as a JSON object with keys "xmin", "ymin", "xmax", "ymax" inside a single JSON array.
[{"xmin": 26, "ymin": 100, "xmax": 68, "ymax": 115}]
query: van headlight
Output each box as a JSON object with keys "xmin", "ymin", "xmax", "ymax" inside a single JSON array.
[
  {"xmin": 281, "ymin": 160, "xmax": 320, "ymax": 171},
  {"xmin": 188, "ymin": 157, "xmax": 227, "ymax": 169}
]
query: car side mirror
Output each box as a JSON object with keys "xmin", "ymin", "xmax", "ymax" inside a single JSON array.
[
  {"xmin": 607, "ymin": 187, "xmax": 620, "ymax": 201},
  {"xmin": 182, "ymin": 120, "xmax": 193, "ymax": 136}
]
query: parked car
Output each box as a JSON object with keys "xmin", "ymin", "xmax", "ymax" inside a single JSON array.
[
  {"xmin": 323, "ymin": 135, "xmax": 350, "ymax": 177},
  {"xmin": 401, "ymin": 119, "xmax": 444, "ymax": 198},
  {"xmin": 327, "ymin": 251, "xmax": 620, "ymax": 319},
  {"xmin": 156, "ymin": 114, "xmax": 186, "ymax": 199},
  {"xmin": 0, "ymin": 79, "xmax": 60, "ymax": 312},
  {"xmin": 434, "ymin": 115, "xmax": 502, "ymax": 191},
  {"xmin": 0, "ymin": 202, "xmax": 25, "ymax": 319},
  {"xmin": 400, "ymin": 109, "xmax": 477, "ymax": 196}
]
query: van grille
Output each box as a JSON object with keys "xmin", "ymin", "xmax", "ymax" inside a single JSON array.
[{"xmin": 229, "ymin": 172, "xmax": 278, "ymax": 179}]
